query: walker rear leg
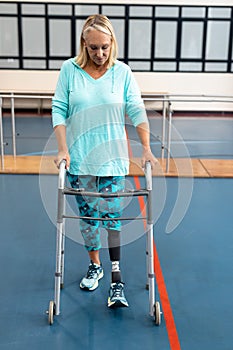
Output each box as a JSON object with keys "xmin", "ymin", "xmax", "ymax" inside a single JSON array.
[
  {"xmin": 47, "ymin": 160, "xmax": 66, "ymax": 325},
  {"xmin": 146, "ymin": 238, "xmax": 149, "ymax": 290},
  {"xmin": 146, "ymin": 223, "xmax": 155, "ymax": 317},
  {"xmin": 60, "ymin": 228, "xmax": 65, "ymax": 289},
  {"xmin": 145, "ymin": 161, "xmax": 162, "ymax": 325},
  {"xmin": 146, "ymin": 223, "xmax": 162, "ymax": 325},
  {"xmin": 54, "ymin": 221, "xmax": 65, "ymax": 316}
]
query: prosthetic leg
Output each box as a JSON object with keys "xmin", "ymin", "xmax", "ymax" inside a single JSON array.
[{"xmin": 107, "ymin": 229, "xmax": 129, "ymax": 308}]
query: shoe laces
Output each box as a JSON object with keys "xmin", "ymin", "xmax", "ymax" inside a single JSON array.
[
  {"xmin": 86, "ymin": 263, "xmax": 100, "ymax": 279},
  {"xmin": 112, "ymin": 282, "xmax": 124, "ymax": 297}
]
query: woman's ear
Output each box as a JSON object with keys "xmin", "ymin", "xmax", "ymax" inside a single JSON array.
[
  {"xmin": 84, "ymin": 40, "xmax": 88, "ymax": 48},
  {"xmin": 82, "ymin": 37, "xmax": 86, "ymax": 48}
]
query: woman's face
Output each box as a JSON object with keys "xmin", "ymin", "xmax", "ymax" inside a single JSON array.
[{"xmin": 84, "ymin": 29, "xmax": 112, "ymax": 66}]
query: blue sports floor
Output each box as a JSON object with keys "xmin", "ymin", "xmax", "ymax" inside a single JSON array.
[
  {"xmin": 0, "ymin": 114, "xmax": 233, "ymax": 349},
  {"xmin": 0, "ymin": 175, "xmax": 232, "ymax": 349}
]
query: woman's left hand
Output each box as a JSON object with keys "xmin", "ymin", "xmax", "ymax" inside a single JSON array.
[{"xmin": 141, "ymin": 148, "xmax": 158, "ymax": 170}]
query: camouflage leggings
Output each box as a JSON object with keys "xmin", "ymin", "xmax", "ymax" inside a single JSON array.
[{"xmin": 67, "ymin": 174, "xmax": 125, "ymax": 251}]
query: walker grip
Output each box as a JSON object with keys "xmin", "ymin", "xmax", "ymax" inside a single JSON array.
[
  {"xmin": 144, "ymin": 161, "xmax": 152, "ymax": 190},
  {"xmin": 59, "ymin": 159, "xmax": 67, "ymax": 169},
  {"xmin": 58, "ymin": 159, "xmax": 66, "ymax": 189}
]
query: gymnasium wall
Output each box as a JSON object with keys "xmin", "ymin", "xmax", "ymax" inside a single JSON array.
[{"xmin": 1, "ymin": 0, "xmax": 233, "ymax": 112}]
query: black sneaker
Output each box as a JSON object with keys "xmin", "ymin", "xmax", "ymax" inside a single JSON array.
[{"xmin": 108, "ymin": 281, "xmax": 129, "ymax": 308}]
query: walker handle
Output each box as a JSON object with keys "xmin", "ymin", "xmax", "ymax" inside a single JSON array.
[
  {"xmin": 145, "ymin": 161, "xmax": 152, "ymax": 190},
  {"xmin": 58, "ymin": 159, "xmax": 66, "ymax": 189},
  {"xmin": 59, "ymin": 159, "xmax": 67, "ymax": 170}
]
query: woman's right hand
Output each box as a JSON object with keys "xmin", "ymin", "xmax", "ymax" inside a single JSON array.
[{"xmin": 54, "ymin": 151, "xmax": 70, "ymax": 170}]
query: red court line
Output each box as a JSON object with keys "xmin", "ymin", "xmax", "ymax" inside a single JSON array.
[
  {"xmin": 153, "ymin": 244, "xmax": 181, "ymax": 350},
  {"xmin": 127, "ymin": 133, "xmax": 181, "ymax": 350}
]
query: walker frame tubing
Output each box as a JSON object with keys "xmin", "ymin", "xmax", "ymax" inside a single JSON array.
[{"xmin": 53, "ymin": 160, "xmax": 156, "ymax": 318}]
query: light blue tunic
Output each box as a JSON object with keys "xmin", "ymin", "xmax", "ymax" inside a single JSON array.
[{"xmin": 52, "ymin": 58, "xmax": 148, "ymax": 176}]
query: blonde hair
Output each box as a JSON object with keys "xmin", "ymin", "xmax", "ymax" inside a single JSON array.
[{"xmin": 76, "ymin": 14, "xmax": 118, "ymax": 68}]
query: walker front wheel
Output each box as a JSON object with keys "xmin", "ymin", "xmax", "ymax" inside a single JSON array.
[
  {"xmin": 48, "ymin": 301, "xmax": 55, "ymax": 325},
  {"xmin": 154, "ymin": 301, "xmax": 162, "ymax": 326}
]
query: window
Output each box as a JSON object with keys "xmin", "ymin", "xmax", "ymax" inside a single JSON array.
[{"xmin": 0, "ymin": 2, "xmax": 232, "ymax": 72}]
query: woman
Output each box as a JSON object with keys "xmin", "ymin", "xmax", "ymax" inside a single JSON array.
[{"xmin": 52, "ymin": 14, "xmax": 157, "ymax": 308}]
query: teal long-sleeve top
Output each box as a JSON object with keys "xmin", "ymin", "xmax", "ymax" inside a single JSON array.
[{"xmin": 52, "ymin": 57, "xmax": 148, "ymax": 176}]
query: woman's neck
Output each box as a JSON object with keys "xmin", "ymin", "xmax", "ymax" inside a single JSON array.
[
  {"xmin": 86, "ymin": 60, "xmax": 108, "ymax": 72},
  {"xmin": 83, "ymin": 61, "xmax": 108, "ymax": 79}
]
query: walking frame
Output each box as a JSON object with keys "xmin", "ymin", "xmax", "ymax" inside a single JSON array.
[{"xmin": 47, "ymin": 160, "xmax": 162, "ymax": 326}]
